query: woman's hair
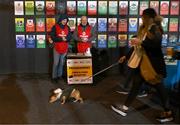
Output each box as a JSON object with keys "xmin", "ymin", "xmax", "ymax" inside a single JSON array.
[
  {"xmin": 142, "ymin": 8, "xmax": 157, "ymax": 18},
  {"xmin": 141, "ymin": 8, "xmax": 164, "ymax": 34}
]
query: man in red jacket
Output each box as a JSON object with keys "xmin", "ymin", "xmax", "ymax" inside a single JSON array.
[
  {"xmin": 73, "ymin": 16, "xmax": 96, "ymax": 53},
  {"xmin": 50, "ymin": 14, "xmax": 71, "ymax": 83}
]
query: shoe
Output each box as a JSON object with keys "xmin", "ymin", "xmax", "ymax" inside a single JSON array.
[
  {"xmin": 111, "ymin": 104, "xmax": 128, "ymax": 116},
  {"xmin": 137, "ymin": 91, "xmax": 148, "ymax": 98},
  {"xmin": 116, "ymin": 90, "xmax": 129, "ymax": 95},
  {"xmin": 156, "ymin": 110, "xmax": 174, "ymax": 123}
]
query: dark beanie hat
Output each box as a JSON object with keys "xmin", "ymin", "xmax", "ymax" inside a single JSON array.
[
  {"xmin": 142, "ymin": 8, "xmax": 157, "ymax": 18},
  {"xmin": 57, "ymin": 14, "xmax": 69, "ymax": 23}
]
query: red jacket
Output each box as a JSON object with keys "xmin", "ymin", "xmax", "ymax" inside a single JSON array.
[
  {"xmin": 77, "ymin": 25, "xmax": 92, "ymax": 53},
  {"xmin": 54, "ymin": 24, "xmax": 69, "ymax": 54}
]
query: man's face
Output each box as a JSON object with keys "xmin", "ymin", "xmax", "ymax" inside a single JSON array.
[
  {"xmin": 61, "ymin": 19, "xmax": 67, "ymax": 25},
  {"xmin": 81, "ymin": 16, "xmax": 88, "ymax": 26}
]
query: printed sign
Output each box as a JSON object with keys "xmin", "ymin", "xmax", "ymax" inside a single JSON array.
[{"xmin": 67, "ymin": 59, "xmax": 93, "ymax": 84}]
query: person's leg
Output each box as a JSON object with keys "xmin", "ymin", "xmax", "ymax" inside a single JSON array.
[
  {"xmin": 52, "ymin": 49, "xmax": 60, "ymax": 80},
  {"xmin": 123, "ymin": 68, "xmax": 135, "ymax": 89},
  {"xmin": 155, "ymin": 82, "xmax": 174, "ymax": 123},
  {"xmin": 116, "ymin": 68, "xmax": 135, "ymax": 95},
  {"xmin": 137, "ymin": 82, "xmax": 149, "ymax": 97},
  {"xmin": 155, "ymin": 82, "xmax": 170, "ymax": 110},
  {"xmin": 124, "ymin": 72, "xmax": 144, "ymax": 107},
  {"xmin": 111, "ymin": 70, "xmax": 144, "ymax": 116},
  {"xmin": 57, "ymin": 53, "xmax": 66, "ymax": 78}
]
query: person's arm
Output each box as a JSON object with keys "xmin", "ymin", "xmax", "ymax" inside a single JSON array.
[
  {"xmin": 50, "ymin": 25, "xmax": 63, "ymax": 42},
  {"xmin": 118, "ymin": 47, "xmax": 134, "ymax": 63},
  {"xmin": 126, "ymin": 47, "xmax": 134, "ymax": 60},
  {"xmin": 142, "ymin": 25, "xmax": 162, "ymax": 48},
  {"xmin": 88, "ymin": 26, "xmax": 96, "ymax": 42},
  {"xmin": 65, "ymin": 26, "xmax": 72, "ymax": 42},
  {"xmin": 72, "ymin": 27, "xmax": 82, "ymax": 42}
]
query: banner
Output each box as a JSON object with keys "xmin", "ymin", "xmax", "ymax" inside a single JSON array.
[
  {"xmin": 119, "ymin": 1, "xmax": 128, "ymax": 15},
  {"xmin": 162, "ymin": 34, "xmax": 168, "ymax": 47},
  {"xmin": 16, "ymin": 35, "xmax": 25, "ymax": 48},
  {"xmin": 25, "ymin": 1, "xmax": 34, "ymax": 15},
  {"xmin": 98, "ymin": 34, "xmax": 107, "ymax": 48},
  {"xmin": 98, "ymin": 18, "xmax": 107, "ymax": 32},
  {"xmin": 118, "ymin": 34, "xmax": 127, "ymax": 47},
  {"xmin": 88, "ymin": 1, "xmax": 97, "ymax": 15},
  {"xmin": 170, "ymin": 1, "xmax": 179, "ymax": 15},
  {"xmin": 168, "ymin": 34, "xmax": 178, "ymax": 47},
  {"xmin": 150, "ymin": 1, "xmax": 159, "ymax": 14},
  {"xmin": 139, "ymin": 1, "xmax": 149, "ymax": 15},
  {"xmin": 26, "ymin": 35, "xmax": 35, "ymax": 48},
  {"xmin": 36, "ymin": 18, "xmax": 45, "ymax": 32},
  {"xmin": 129, "ymin": 1, "xmax": 138, "ymax": 15},
  {"xmin": 56, "ymin": 1, "xmax": 65, "ymax": 14},
  {"xmin": 108, "ymin": 35, "xmax": 117, "ymax": 48},
  {"xmin": 77, "ymin": 1, "xmax": 86, "ymax": 15},
  {"xmin": 67, "ymin": 1, "xmax": 76, "ymax": 15},
  {"xmin": 46, "ymin": 18, "xmax": 55, "ymax": 32},
  {"xmin": 26, "ymin": 19, "xmax": 35, "ymax": 32},
  {"xmin": 46, "ymin": 1, "xmax": 55, "ymax": 15},
  {"xmin": 15, "ymin": 18, "xmax": 24, "ymax": 32},
  {"xmin": 118, "ymin": 19, "xmax": 127, "ymax": 32},
  {"xmin": 88, "ymin": 18, "xmax": 97, "ymax": 27},
  {"xmin": 109, "ymin": 1, "xmax": 117, "ymax": 15},
  {"xmin": 160, "ymin": 1, "xmax": 169, "ymax": 15},
  {"xmin": 169, "ymin": 18, "xmax": 178, "ymax": 32},
  {"xmin": 14, "ymin": 1, "xmax": 24, "ymax": 15},
  {"xmin": 108, "ymin": 18, "xmax": 117, "ymax": 32},
  {"xmin": 35, "ymin": 1, "xmax": 45, "ymax": 15},
  {"xmin": 98, "ymin": 1, "xmax": 107, "ymax": 15},
  {"xmin": 36, "ymin": 35, "xmax": 46, "ymax": 48},
  {"xmin": 161, "ymin": 18, "xmax": 169, "ymax": 32},
  {"xmin": 67, "ymin": 58, "xmax": 93, "ymax": 84},
  {"xmin": 68, "ymin": 18, "xmax": 76, "ymax": 31},
  {"xmin": 129, "ymin": 18, "xmax": 138, "ymax": 32}
]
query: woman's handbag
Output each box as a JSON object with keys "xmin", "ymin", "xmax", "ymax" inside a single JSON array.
[
  {"xmin": 140, "ymin": 50, "xmax": 163, "ymax": 85},
  {"xmin": 128, "ymin": 46, "xmax": 143, "ymax": 68}
]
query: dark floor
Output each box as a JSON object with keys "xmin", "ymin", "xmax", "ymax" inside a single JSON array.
[{"xmin": 0, "ymin": 73, "xmax": 179, "ymax": 124}]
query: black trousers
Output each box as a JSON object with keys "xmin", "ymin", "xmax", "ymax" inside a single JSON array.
[{"xmin": 124, "ymin": 68, "xmax": 169, "ymax": 111}]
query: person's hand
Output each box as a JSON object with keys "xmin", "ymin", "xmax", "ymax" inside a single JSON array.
[
  {"xmin": 129, "ymin": 38, "xmax": 140, "ymax": 46},
  {"xmin": 81, "ymin": 37, "xmax": 88, "ymax": 42},
  {"xmin": 48, "ymin": 38, "xmax": 53, "ymax": 44},
  {"xmin": 62, "ymin": 37, "xmax": 67, "ymax": 41},
  {"xmin": 119, "ymin": 56, "xmax": 126, "ymax": 63}
]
